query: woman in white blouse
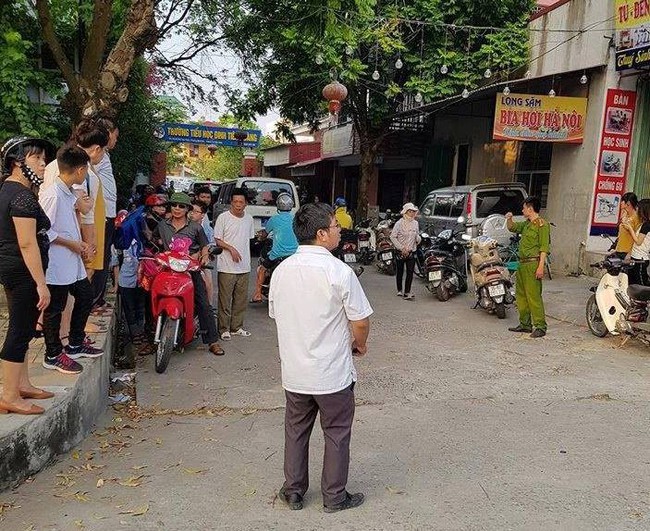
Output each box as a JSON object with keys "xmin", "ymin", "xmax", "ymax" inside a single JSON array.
[
  {"xmin": 390, "ymin": 202, "xmax": 421, "ymax": 300},
  {"xmin": 623, "ymin": 198, "xmax": 650, "ymax": 286}
]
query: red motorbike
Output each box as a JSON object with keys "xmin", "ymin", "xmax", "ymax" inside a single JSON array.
[{"xmin": 140, "ymin": 237, "xmax": 218, "ymax": 374}]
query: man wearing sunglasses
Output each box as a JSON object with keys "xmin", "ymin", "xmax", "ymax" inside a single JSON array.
[{"xmin": 153, "ymin": 192, "xmax": 224, "ymax": 356}]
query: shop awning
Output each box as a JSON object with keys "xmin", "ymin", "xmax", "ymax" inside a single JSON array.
[{"xmin": 288, "ymin": 157, "xmax": 322, "ymax": 168}]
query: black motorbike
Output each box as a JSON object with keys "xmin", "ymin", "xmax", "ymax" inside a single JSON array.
[
  {"xmin": 424, "ymin": 228, "xmax": 468, "ymax": 301},
  {"xmin": 356, "ymin": 219, "xmax": 374, "ymax": 265},
  {"xmin": 334, "ymin": 229, "xmax": 364, "ymax": 277}
]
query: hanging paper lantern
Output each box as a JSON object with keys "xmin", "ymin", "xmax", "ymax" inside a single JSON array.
[{"xmin": 322, "ymin": 80, "xmax": 348, "ymax": 115}]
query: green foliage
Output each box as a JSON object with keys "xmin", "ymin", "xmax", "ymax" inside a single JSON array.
[
  {"xmin": 0, "ymin": 5, "xmax": 66, "ymax": 141},
  {"xmin": 112, "ymin": 59, "xmax": 181, "ymax": 205},
  {"xmin": 218, "ymin": 0, "xmax": 534, "ymax": 135},
  {"xmin": 188, "ymin": 148, "xmax": 243, "ymax": 181}
]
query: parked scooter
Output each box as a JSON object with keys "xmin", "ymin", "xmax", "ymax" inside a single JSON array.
[
  {"xmin": 425, "ymin": 221, "xmax": 468, "ymax": 301},
  {"xmin": 464, "ymin": 235, "xmax": 514, "ymax": 318},
  {"xmin": 356, "ymin": 218, "xmax": 374, "ymax": 265},
  {"xmin": 586, "ymin": 255, "xmax": 650, "ymax": 343},
  {"xmin": 334, "ymin": 229, "xmax": 364, "ymax": 277},
  {"xmin": 142, "ymin": 237, "xmax": 221, "ymax": 374}
]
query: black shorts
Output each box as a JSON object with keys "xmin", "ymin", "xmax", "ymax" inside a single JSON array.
[{"xmin": 260, "ymin": 255, "xmax": 281, "ymax": 270}]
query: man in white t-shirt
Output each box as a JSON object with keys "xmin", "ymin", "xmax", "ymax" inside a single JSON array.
[
  {"xmin": 269, "ymin": 203, "xmax": 372, "ymax": 513},
  {"xmin": 214, "ymin": 188, "xmax": 255, "ymax": 340}
]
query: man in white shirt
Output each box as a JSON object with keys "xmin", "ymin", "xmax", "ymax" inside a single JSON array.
[
  {"xmin": 40, "ymin": 145, "xmax": 104, "ymax": 375},
  {"xmin": 90, "ymin": 117, "xmax": 119, "ymax": 308},
  {"xmin": 269, "ymin": 203, "xmax": 372, "ymax": 513},
  {"xmin": 214, "ymin": 188, "xmax": 255, "ymax": 340}
]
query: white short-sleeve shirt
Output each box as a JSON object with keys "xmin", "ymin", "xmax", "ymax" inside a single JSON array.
[
  {"xmin": 269, "ymin": 245, "xmax": 373, "ymax": 394},
  {"xmin": 39, "ymin": 178, "xmax": 87, "ymax": 286},
  {"xmin": 213, "ymin": 210, "xmax": 255, "ymax": 274},
  {"xmin": 95, "ymin": 152, "xmax": 117, "ymax": 218}
]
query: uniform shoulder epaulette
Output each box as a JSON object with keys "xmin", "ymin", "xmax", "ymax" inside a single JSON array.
[{"xmin": 533, "ymin": 217, "xmax": 546, "ymax": 227}]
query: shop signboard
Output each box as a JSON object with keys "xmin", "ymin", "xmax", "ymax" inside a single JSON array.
[
  {"xmin": 589, "ymin": 88, "xmax": 637, "ymax": 236},
  {"xmin": 615, "ymin": 0, "xmax": 650, "ymax": 71},
  {"xmin": 493, "ymin": 93, "xmax": 588, "ymax": 143},
  {"xmin": 158, "ymin": 123, "xmax": 261, "ymax": 149}
]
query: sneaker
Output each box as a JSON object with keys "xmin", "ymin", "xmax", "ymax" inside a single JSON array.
[
  {"xmin": 221, "ymin": 331, "xmax": 231, "ymax": 341},
  {"xmin": 397, "ymin": 291, "xmax": 403, "ymax": 297},
  {"xmin": 65, "ymin": 342, "xmax": 104, "ymax": 359},
  {"xmin": 42, "ymin": 353, "xmax": 83, "ymax": 375},
  {"xmin": 231, "ymin": 328, "xmax": 251, "ymax": 337},
  {"xmin": 323, "ymin": 492, "xmax": 365, "ymax": 513},
  {"xmin": 404, "ymin": 293, "xmax": 414, "ymax": 301}
]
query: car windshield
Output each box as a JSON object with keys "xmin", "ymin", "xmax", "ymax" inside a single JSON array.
[
  {"xmin": 241, "ymin": 181, "xmax": 294, "ymax": 207},
  {"xmin": 475, "ymin": 190, "xmax": 526, "ymax": 218}
]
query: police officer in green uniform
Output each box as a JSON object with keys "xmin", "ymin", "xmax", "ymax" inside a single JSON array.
[{"xmin": 505, "ymin": 196, "xmax": 550, "ymax": 338}]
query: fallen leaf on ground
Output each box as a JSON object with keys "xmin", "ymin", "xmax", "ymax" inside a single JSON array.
[
  {"xmin": 385, "ymin": 486, "xmax": 405, "ymax": 495},
  {"xmin": 119, "ymin": 503, "xmax": 149, "ymax": 516},
  {"xmin": 183, "ymin": 468, "xmax": 205, "ymax": 475},
  {"xmin": 56, "ymin": 474, "xmax": 76, "ymax": 487},
  {"xmin": 118, "ymin": 475, "xmax": 144, "ymax": 487},
  {"xmin": 74, "ymin": 491, "xmax": 90, "ymax": 502},
  {"xmin": 74, "ymin": 519, "xmax": 85, "ymax": 529},
  {"xmin": 96, "ymin": 479, "xmax": 105, "ymax": 488},
  {"xmin": 71, "ymin": 450, "xmax": 81, "ymax": 459},
  {"xmin": 132, "ymin": 465, "xmax": 148, "ymax": 470}
]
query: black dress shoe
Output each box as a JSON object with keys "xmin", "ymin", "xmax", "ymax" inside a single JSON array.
[
  {"xmin": 323, "ymin": 492, "xmax": 365, "ymax": 513},
  {"xmin": 278, "ymin": 486, "xmax": 303, "ymax": 510},
  {"xmin": 508, "ymin": 325, "xmax": 532, "ymax": 333},
  {"xmin": 530, "ymin": 329, "xmax": 546, "ymax": 338}
]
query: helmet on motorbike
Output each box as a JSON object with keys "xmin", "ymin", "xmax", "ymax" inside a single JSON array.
[
  {"xmin": 334, "ymin": 197, "xmax": 347, "ymax": 208},
  {"xmin": 1, "ymin": 136, "xmax": 56, "ymax": 181},
  {"xmin": 276, "ymin": 192, "xmax": 294, "ymax": 212},
  {"xmin": 145, "ymin": 193, "xmax": 167, "ymax": 208}
]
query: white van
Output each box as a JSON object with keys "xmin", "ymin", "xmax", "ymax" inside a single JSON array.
[{"xmin": 212, "ymin": 177, "xmax": 300, "ymax": 231}]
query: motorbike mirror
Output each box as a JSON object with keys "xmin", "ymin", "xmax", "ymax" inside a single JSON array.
[
  {"xmin": 421, "ymin": 232, "xmax": 430, "ymax": 239},
  {"xmin": 461, "ymin": 234, "xmax": 471, "ymax": 241},
  {"xmin": 457, "ymin": 216, "xmax": 466, "ymax": 224}
]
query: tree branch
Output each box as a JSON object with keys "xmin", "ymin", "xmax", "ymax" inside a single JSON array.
[
  {"xmin": 158, "ymin": 0, "xmax": 196, "ymax": 40},
  {"xmin": 35, "ymin": 0, "xmax": 82, "ymax": 105},
  {"xmin": 81, "ymin": 0, "xmax": 113, "ymax": 80},
  {"xmin": 154, "ymin": 38, "xmax": 226, "ymax": 68}
]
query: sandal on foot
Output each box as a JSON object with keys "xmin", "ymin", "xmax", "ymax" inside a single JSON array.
[{"xmin": 231, "ymin": 328, "xmax": 251, "ymax": 337}]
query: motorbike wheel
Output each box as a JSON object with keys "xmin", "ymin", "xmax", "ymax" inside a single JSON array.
[
  {"xmin": 354, "ymin": 265, "xmax": 364, "ymax": 277},
  {"xmin": 436, "ymin": 284, "xmax": 450, "ymax": 302},
  {"xmin": 387, "ymin": 263, "xmax": 395, "ymax": 276},
  {"xmin": 586, "ymin": 294, "xmax": 608, "ymax": 337},
  {"xmin": 155, "ymin": 316, "xmax": 178, "ymax": 374},
  {"xmin": 458, "ymin": 276, "xmax": 468, "ymax": 293},
  {"xmin": 495, "ymin": 303, "xmax": 506, "ymax": 319}
]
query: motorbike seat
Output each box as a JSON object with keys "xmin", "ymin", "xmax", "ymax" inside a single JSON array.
[
  {"xmin": 476, "ymin": 260, "xmax": 504, "ymax": 272},
  {"xmin": 628, "ymin": 284, "xmax": 650, "ymax": 301}
]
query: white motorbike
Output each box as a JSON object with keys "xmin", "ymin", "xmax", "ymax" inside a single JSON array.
[{"xmin": 586, "ymin": 256, "xmax": 650, "ymax": 344}]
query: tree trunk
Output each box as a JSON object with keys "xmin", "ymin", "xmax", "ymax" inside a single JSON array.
[{"xmin": 357, "ymin": 135, "xmax": 381, "ymax": 220}]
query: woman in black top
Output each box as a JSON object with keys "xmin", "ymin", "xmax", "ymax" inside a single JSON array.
[{"xmin": 0, "ymin": 137, "xmax": 55, "ymax": 415}]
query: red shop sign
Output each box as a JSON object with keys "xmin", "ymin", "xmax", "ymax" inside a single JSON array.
[{"xmin": 589, "ymin": 88, "xmax": 637, "ymax": 236}]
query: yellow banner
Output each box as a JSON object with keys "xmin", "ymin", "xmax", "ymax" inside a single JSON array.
[
  {"xmin": 493, "ymin": 93, "xmax": 588, "ymax": 144},
  {"xmin": 615, "ymin": 0, "xmax": 650, "ymax": 30}
]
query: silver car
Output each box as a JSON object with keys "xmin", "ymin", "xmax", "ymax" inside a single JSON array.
[{"xmin": 418, "ymin": 183, "xmax": 528, "ymax": 246}]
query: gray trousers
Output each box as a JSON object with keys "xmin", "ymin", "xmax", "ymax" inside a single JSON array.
[
  {"xmin": 217, "ymin": 272, "xmax": 249, "ymax": 334},
  {"xmin": 283, "ymin": 383, "xmax": 355, "ymax": 506}
]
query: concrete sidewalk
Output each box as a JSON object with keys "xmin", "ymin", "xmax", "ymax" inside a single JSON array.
[{"xmin": 0, "ymin": 295, "xmax": 114, "ymax": 492}]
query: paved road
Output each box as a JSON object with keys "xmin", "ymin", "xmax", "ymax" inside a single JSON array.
[{"xmin": 2, "ymin": 269, "xmax": 650, "ymax": 530}]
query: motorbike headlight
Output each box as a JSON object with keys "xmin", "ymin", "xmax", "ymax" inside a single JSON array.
[{"xmin": 169, "ymin": 257, "xmax": 191, "ymax": 272}]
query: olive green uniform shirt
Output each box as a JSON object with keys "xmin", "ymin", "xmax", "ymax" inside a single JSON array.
[{"xmin": 510, "ymin": 218, "xmax": 551, "ymax": 259}]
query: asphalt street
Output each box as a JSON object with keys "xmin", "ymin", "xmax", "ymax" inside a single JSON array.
[{"xmin": 1, "ymin": 268, "xmax": 650, "ymax": 530}]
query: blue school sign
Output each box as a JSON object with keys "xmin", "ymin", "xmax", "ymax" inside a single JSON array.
[{"xmin": 158, "ymin": 123, "xmax": 262, "ymax": 149}]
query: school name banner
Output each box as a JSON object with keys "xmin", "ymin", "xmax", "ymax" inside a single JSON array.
[
  {"xmin": 493, "ymin": 93, "xmax": 588, "ymax": 144},
  {"xmin": 158, "ymin": 123, "xmax": 261, "ymax": 149},
  {"xmin": 615, "ymin": 0, "xmax": 650, "ymax": 70}
]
